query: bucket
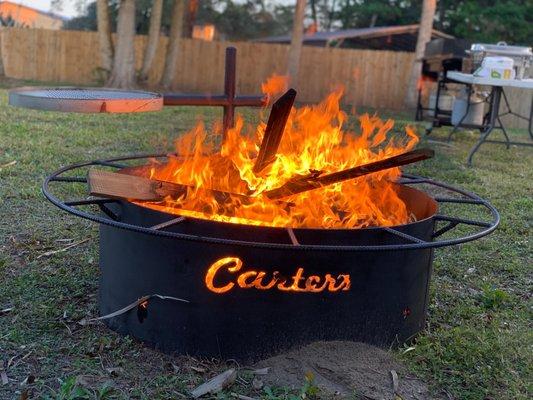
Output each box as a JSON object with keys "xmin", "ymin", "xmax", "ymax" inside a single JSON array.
[
  {"xmin": 428, "ymin": 92, "xmax": 454, "ymax": 117},
  {"xmin": 451, "ymin": 89, "xmax": 484, "ymax": 126}
]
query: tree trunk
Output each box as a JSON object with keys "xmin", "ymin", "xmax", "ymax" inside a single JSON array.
[
  {"xmin": 404, "ymin": 0, "xmax": 437, "ymax": 109},
  {"xmin": 139, "ymin": 0, "xmax": 163, "ymax": 83},
  {"xmin": 186, "ymin": 0, "xmax": 199, "ymax": 38},
  {"xmin": 0, "ymin": 28, "xmax": 5, "ymax": 77},
  {"xmin": 287, "ymin": 0, "xmax": 306, "ymax": 88},
  {"xmin": 107, "ymin": 0, "xmax": 136, "ymax": 88},
  {"xmin": 96, "ymin": 0, "xmax": 114, "ymax": 74},
  {"xmin": 310, "ymin": 0, "xmax": 317, "ymax": 28},
  {"xmin": 160, "ymin": 0, "xmax": 186, "ymax": 88}
]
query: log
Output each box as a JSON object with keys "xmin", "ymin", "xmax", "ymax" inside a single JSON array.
[
  {"xmin": 253, "ymin": 89, "xmax": 296, "ymax": 174},
  {"xmin": 88, "ymin": 148, "xmax": 433, "ymax": 210},
  {"xmin": 88, "ymin": 169, "xmax": 247, "ymax": 204},
  {"xmin": 264, "ymin": 148, "xmax": 434, "ymax": 199},
  {"xmin": 87, "ymin": 169, "xmax": 293, "ymax": 213}
]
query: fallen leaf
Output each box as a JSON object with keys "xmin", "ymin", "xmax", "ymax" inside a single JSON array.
[
  {"xmin": 250, "ymin": 367, "xmax": 270, "ymax": 375},
  {"xmin": 76, "ymin": 375, "xmax": 114, "ymax": 390},
  {"xmin": 171, "ymin": 363, "xmax": 181, "ymax": 373},
  {"xmin": 191, "ymin": 368, "xmax": 236, "ymax": 398},
  {"xmin": 0, "ymin": 307, "xmax": 14, "ymax": 317},
  {"xmin": 390, "ymin": 370, "xmax": 399, "ymax": 394},
  {"xmin": 20, "ymin": 375, "xmax": 35, "ymax": 386},
  {"xmin": 231, "ymin": 393, "xmax": 258, "ymax": 400},
  {"xmin": 105, "ymin": 367, "xmax": 124, "ymax": 377},
  {"xmin": 1, "ymin": 368, "xmax": 8, "ymax": 385},
  {"xmin": 0, "ymin": 160, "xmax": 17, "ymax": 169},
  {"xmin": 252, "ymin": 376, "xmax": 263, "ymax": 390},
  {"xmin": 37, "ymin": 238, "xmax": 90, "ymax": 259},
  {"xmin": 77, "ymin": 318, "xmax": 93, "ymax": 326}
]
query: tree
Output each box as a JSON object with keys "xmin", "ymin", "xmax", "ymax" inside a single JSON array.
[
  {"xmin": 287, "ymin": 0, "xmax": 306, "ymax": 88},
  {"xmin": 107, "ymin": 0, "xmax": 136, "ymax": 88},
  {"xmin": 0, "ymin": 29, "xmax": 4, "ymax": 77},
  {"xmin": 185, "ymin": 0, "xmax": 199, "ymax": 37},
  {"xmin": 97, "ymin": 0, "xmax": 114, "ymax": 75},
  {"xmin": 160, "ymin": 0, "xmax": 186, "ymax": 88},
  {"xmin": 404, "ymin": 0, "xmax": 436, "ymax": 109},
  {"xmin": 139, "ymin": 0, "xmax": 163, "ymax": 83},
  {"xmin": 437, "ymin": 0, "xmax": 532, "ymax": 45}
]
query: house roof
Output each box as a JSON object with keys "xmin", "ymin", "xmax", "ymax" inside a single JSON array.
[
  {"xmin": 258, "ymin": 24, "xmax": 454, "ymax": 45},
  {"xmin": 0, "ymin": 1, "xmax": 68, "ymax": 23}
]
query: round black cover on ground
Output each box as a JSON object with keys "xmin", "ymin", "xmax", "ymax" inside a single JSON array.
[{"xmin": 8, "ymin": 87, "xmax": 163, "ymax": 113}]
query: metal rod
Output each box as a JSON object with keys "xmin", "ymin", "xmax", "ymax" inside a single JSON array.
[
  {"xmin": 434, "ymin": 214, "xmax": 491, "ymax": 228},
  {"xmin": 93, "ymin": 160, "xmax": 128, "ymax": 169},
  {"xmin": 383, "ymin": 227, "xmax": 426, "ymax": 244},
  {"xmin": 286, "ymin": 227, "xmax": 300, "ymax": 246},
  {"xmin": 163, "ymin": 94, "xmax": 265, "ymax": 107},
  {"xmin": 151, "ymin": 217, "xmax": 187, "ymax": 230},
  {"xmin": 98, "ymin": 204, "xmax": 120, "ymax": 221},
  {"xmin": 50, "ymin": 176, "xmax": 87, "ymax": 183},
  {"xmin": 42, "ymin": 154, "xmax": 500, "ymax": 251},
  {"xmin": 223, "ymin": 47, "xmax": 237, "ymax": 138},
  {"xmin": 434, "ymin": 197, "xmax": 485, "ymax": 205},
  {"xmin": 398, "ymin": 178, "xmax": 429, "ymax": 184},
  {"xmin": 432, "ymin": 221, "xmax": 459, "ymax": 238},
  {"xmin": 65, "ymin": 198, "xmax": 118, "ymax": 206}
]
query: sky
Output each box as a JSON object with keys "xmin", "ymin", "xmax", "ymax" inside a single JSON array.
[
  {"xmin": 8, "ymin": 0, "xmax": 82, "ymax": 18},
  {"xmin": 9, "ymin": 0, "xmax": 293, "ymax": 19}
]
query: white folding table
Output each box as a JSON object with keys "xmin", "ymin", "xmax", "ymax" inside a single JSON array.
[{"xmin": 446, "ymin": 71, "xmax": 533, "ymax": 165}]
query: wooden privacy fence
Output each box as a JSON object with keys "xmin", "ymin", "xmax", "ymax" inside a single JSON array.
[
  {"xmin": 0, "ymin": 27, "xmax": 413, "ymax": 109},
  {"xmin": 0, "ymin": 28, "xmax": 530, "ymax": 128}
]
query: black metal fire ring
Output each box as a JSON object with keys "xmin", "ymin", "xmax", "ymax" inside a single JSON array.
[{"xmin": 42, "ymin": 153, "xmax": 500, "ymax": 251}]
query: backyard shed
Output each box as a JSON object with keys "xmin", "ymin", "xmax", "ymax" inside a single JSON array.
[{"xmin": 257, "ymin": 24, "xmax": 453, "ymax": 52}]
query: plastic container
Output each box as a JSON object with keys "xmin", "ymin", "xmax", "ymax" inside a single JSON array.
[
  {"xmin": 451, "ymin": 89, "xmax": 484, "ymax": 126},
  {"xmin": 428, "ymin": 92, "xmax": 454, "ymax": 117},
  {"xmin": 474, "ymin": 56, "xmax": 515, "ymax": 79}
]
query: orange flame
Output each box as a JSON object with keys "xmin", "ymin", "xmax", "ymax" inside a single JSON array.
[{"xmin": 133, "ymin": 79, "xmax": 419, "ymax": 229}]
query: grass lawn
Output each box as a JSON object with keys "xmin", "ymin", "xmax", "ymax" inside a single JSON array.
[{"xmin": 0, "ymin": 82, "xmax": 531, "ymax": 400}]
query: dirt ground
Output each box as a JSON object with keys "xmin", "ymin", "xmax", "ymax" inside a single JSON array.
[{"xmin": 257, "ymin": 341, "xmax": 442, "ymax": 399}]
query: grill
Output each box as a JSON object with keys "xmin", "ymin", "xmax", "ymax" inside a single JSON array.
[
  {"xmin": 8, "ymin": 87, "xmax": 163, "ymax": 113},
  {"xmin": 42, "ymin": 153, "xmax": 499, "ymax": 361}
]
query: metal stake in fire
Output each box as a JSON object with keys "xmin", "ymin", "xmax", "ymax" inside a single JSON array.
[{"xmin": 162, "ymin": 47, "xmax": 267, "ymax": 139}]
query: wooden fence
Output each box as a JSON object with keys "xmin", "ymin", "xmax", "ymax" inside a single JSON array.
[{"xmin": 0, "ymin": 27, "xmax": 530, "ymax": 128}]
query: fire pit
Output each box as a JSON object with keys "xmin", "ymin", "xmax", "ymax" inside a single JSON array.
[
  {"xmin": 43, "ymin": 153, "xmax": 498, "ymax": 360},
  {"xmin": 30, "ymin": 60, "xmax": 498, "ymax": 360}
]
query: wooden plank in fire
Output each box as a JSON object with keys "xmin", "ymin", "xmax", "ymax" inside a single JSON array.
[
  {"xmin": 253, "ymin": 88, "xmax": 296, "ymax": 174},
  {"xmin": 264, "ymin": 148, "xmax": 434, "ymax": 200},
  {"xmin": 88, "ymin": 148, "xmax": 433, "ymax": 208},
  {"xmin": 88, "ymin": 169, "xmax": 249, "ymax": 204}
]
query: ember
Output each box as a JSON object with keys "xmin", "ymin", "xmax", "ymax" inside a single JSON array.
[{"xmin": 133, "ymin": 78, "xmax": 421, "ymax": 229}]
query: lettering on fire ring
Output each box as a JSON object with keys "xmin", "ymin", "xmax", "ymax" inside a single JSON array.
[{"xmin": 205, "ymin": 256, "xmax": 351, "ymax": 294}]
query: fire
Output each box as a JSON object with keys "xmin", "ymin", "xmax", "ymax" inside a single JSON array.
[{"xmin": 133, "ymin": 77, "xmax": 419, "ymax": 229}]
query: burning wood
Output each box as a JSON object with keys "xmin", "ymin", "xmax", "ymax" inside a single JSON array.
[
  {"xmin": 253, "ymin": 89, "xmax": 296, "ymax": 174},
  {"xmin": 264, "ymin": 148, "xmax": 434, "ymax": 199},
  {"xmin": 88, "ymin": 148, "xmax": 432, "ymax": 214},
  {"xmin": 90, "ymin": 83, "xmax": 433, "ymax": 229},
  {"xmin": 88, "ymin": 169, "xmax": 244, "ymax": 203}
]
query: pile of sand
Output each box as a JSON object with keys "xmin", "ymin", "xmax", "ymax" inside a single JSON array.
[{"xmin": 256, "ymin": 341, "xmax": 440, "ymax": 399}]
